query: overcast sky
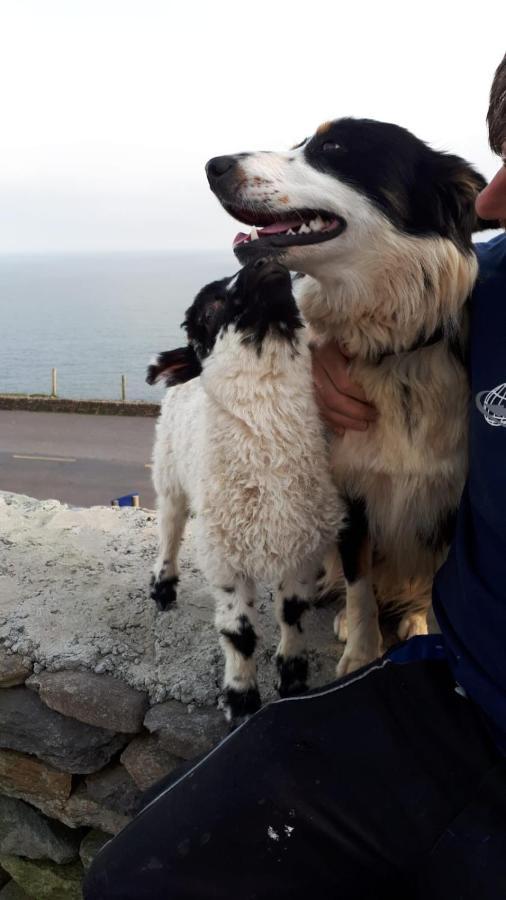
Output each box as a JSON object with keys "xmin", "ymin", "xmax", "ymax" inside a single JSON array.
[{"xmin": 0, "ymin": 0, "xmax": 504, "ymax": 253}]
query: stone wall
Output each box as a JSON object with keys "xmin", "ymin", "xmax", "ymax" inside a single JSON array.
[
  {"xmin": 0, "ymin": 396, "xmax": 159, "ymax": 417},
  {"xmin": 0, "ymin": 492, "xmax": 339, "ymax": 898}
]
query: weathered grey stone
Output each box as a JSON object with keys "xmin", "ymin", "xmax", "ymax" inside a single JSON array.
[
  {"xmin": 0, "ymin": 796, "xmax": 80, "ymax": 863},
  {"xmin": 58, "ymin": 786, "xmax": 131, "ymax": 836},
  {"xmin": 0, "ymin": 650, "xmax": 32, "ymax": 688},
  {"xmin": 0, "ymin": 749, "xmax": 72, "ymax": 812},
  {"xmin": 121, "ymin": 734, "xmax": 182, "ymax": 790},
  {"xmin": 0, "ymin": 688, "xmax": 127, "ymax": 774},
  {"xmin": 27, "ymin": 671, "xmax": 148, "ymax": 733},
  {"xmin": 144, "ymin": 700, "xmax": 226, "ymax": 759},
  {"xmin": 84, "ymin": 764, "xmax": 141, "ymax": 817},
  {"xmin": 0, "ymin": 881, "xmax": 32, "ymax": 900},
  {"xmin": 0, "ymin": 855, "xmax": 83, "ymax": 900},
  {"xmin": 79, "ymin": 830, "xmax": 111, "ymax": 871}
]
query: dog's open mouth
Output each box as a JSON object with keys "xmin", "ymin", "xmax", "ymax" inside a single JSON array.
[{"xmin": 227, "ymin": 206, "xmax": 346, "ymax": 251}]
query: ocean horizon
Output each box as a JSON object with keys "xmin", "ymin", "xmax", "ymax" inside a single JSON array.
[{"xmin": 0, "ymin": 250, "xmax": 236, "ymax": 402}]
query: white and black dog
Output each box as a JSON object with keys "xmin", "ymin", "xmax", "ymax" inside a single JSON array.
[
  {"xmin": 148, "ymin": 260, "xmax": 342, "ymax": 721},
  {"xmin": 206, "ymin": 118, "xmax": 497, "ymax": 674}
]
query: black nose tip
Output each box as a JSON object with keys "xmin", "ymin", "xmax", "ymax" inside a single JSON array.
[{"xmin": 206, "ymin": 155, "xmax": 237, "ymax": 182}]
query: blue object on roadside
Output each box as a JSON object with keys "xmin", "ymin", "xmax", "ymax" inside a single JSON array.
[{"xmin": 111, "ymin": 493, "xmax": 139, "ymax": 507}]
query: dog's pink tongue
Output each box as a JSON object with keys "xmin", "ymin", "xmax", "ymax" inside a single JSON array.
[{"xmin": 259, "ymin": 219, "xmax": 301, "ymax": 234}]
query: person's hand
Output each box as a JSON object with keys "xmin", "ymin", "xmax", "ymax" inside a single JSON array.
[{"xmin": 311, "ymin": 341, "xmax": 377, "ymax": 436}]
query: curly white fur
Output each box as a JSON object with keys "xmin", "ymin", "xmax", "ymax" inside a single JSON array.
[{"xmin": 152, "ymin": 326, "xmax": 343, "ymax": 720}]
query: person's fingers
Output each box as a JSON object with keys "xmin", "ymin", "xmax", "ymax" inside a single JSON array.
[
  {"xmin": 316, "ymin": 396, "xmax": 370, "ymax": 433},
  {"xmin": 313, "ymin": 360, "xmax": 377, "ymax": 422},
  {"xmin": 313, "ymin": 343, "xmax": 370, "ymax": 404}
]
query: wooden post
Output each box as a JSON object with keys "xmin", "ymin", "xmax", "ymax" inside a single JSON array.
[
  {"xmin": 51, "ymin": 368, "xmax": 57, "ymax": 397},
  {"xmin": 132, "ymin": 494, "xmax": 140, "ymax": 508},
  {"xmin": 121, "ymin": 375, "xmax": 127, "ymax": 402}
]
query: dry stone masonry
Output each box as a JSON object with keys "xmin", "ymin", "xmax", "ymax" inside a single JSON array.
[{"xmin": 0, "ymin": 491, "xmax": 339, "ymax": 897}]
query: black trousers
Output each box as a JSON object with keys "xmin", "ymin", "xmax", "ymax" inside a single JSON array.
[{"xmin": 84, "ymin": 658, "xmax": 506, "ymax": 899}]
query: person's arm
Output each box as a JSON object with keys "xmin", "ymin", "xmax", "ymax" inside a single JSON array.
[{"xmin": 311, "ymin": 341, "xmax": 377, "ymax": 435}]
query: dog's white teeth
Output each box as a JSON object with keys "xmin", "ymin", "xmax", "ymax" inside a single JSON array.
[
  {"xmin": 250, "ymin": 226, "xmax": 259, "ymax": 241},
  {"xmin": 309, "ymin": 218, "xmax": 322, "ymax": 232},
  {"xmin": 298, "ymin": 223, "xmax": 311, "ymax": 234},
  {"xmin": 287, "ymin": 228, "xmax": 295, "ymax": 235}
]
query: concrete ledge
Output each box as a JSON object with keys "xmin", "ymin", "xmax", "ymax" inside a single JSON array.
[{"xmin": 0, "ymin": 396, "xmax": 159, "ymax": 417}]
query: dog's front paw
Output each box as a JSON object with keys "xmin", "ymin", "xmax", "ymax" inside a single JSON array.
[
  {"xmin": 397, "ymin": 611, "xmax": 428, "ymax": 641},
  {"xmin": 222, "ymin": 686, "xmax": 261, "ymax": 728},
  {"xmin": 276, "ymin": 654, "xmax": 308, "ymax": 698},
  {"xmin": 150, "ymin": 574, "xmax": 179, "ymax": 611},
  {"xmin": 336, "ymin": 637, "xmax": 381, "ymax": 678}
]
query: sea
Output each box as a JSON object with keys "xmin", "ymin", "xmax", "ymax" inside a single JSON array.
[{"xmin": 0, "ymin": 251, "xmax": 236, "ymax": 402}]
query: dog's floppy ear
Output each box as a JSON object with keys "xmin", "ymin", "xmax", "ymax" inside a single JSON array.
[
  {"xmin": 146, "ymin": 347, "xmax": 202, "ymax": 387},
  {"xmin": 432, "ymin": 156, "xmax": 499, "ymax": 239}
]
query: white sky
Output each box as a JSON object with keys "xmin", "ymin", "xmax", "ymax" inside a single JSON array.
[{"xmin": 0, "ymin": 0, "xmax": 504, "ymax": 253}]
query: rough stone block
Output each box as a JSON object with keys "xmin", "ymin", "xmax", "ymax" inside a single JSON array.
[
  {"xmin": 84, "ymin": 764, "xmax": 141, "ymax": 818},
  {"xmin": 0, "ymin": 881, "xmax": 32, "ymax": 900},
  {"xmin": 0, "ymin": 650, "xmax": 32, "ymax": 689},
  {"xmin": 144, "ymin": 700, "xmax": 226, "ymax": 759},
  {"xmin": 0, "ymin": 688, "xmax": 127, "ymax": 774},
  {"xmin": 58, "ymin": 786, "xmax": 130, "ymax": 836},
  {"xmin": 79, "ymin": 830, "xmax": 111, "ymax": 871},
  {"xmin": 0, "ymin": 749, "xmax": 72, "ymax": 812},
  {"xmin": 120, "ymin": 734, "xmax": 182, "ymax": 790},
  {"xmin": 0, "ymin": 856, "xmax": 83, "ymax": 900},
  {"xmin": 0, "ymin": 796, "xmax": 81, "ymax": 864},
  {"xmin": 27, "ymin": 672, "xmax": 148, "ymax": 734}
]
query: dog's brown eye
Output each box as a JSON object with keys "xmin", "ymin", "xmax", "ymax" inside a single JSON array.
[{"xmin": 322, "ymin": 141, "xmax": 341, "ymax": 152}]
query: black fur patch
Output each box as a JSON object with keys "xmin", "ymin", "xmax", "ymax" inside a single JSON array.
[
  {"xmin": 283, "ymin": 596, "xmax": 310, "ymax": 632},
  {"xmin": 400, "ymin": 382, "xmax": 421, "ymax": 438},
  {"xmin": 222, "ymin": 260, "xmax": 303, "ymax": 354},
  {"xmin": 146, "ymin": 347, "xmax": 202, "ymax": 387},
  {"xmin": 224, "ymin": 686, "xmax": 261, "ymax": 719},
  {"xmin": 146, "ymin": 278, "xmax": 231, "ymax": 387},
  {"xmin": 276, "ymin": 655, "xmax": 308, "ymax": 697},
  {"xmin": 421, "ymin": 264, "xmax": 434, "ymax": 295},
  {"xmin": 183, "ymin": 278, "xmax": 230, "ymax": 360},
  {"xmin": 420, "ymin": 508, "xmax": 458, "ymax": 554},
  {"xmin": 338, "ymin": 496, "xmax": 369, "ymax": 585},
  {"xmin": 150, "ymin": 574, "xmax": 179, "ymax": 611},
  {"xmin": 303, "ymin": 118, "xmax": 491, "ymax": 250},
  {"xmin": 220, "ymin": 615, "xmax": 257, "ymax": 658}
]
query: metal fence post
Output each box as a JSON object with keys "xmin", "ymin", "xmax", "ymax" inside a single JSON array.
[
  {"xmin": 51, "ymin": 368, "xmax": 57, "ymax": 397},
  {"xmin": 121, "ymin": 375, "xmax": 127, "ymax": 402}
]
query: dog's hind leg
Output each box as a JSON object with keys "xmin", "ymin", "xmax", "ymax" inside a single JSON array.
[
  {"xmin": 336, "ymin": 497, "xmax": 382, "ymax": 676},
  {"xmin": 151, "ymin": 488, "xmax": 189, "ymax": 610},
  {"xmin": 274, "ymin": 564, "xmax": 317, "ymax": 697},
  {"xmin": 213, "ymin": 574, "xmax": 261, "ymax": 725}
]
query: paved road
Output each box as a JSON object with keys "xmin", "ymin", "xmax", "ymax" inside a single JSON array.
[{"xmin": 0, "ymin": 409, "xmax": 157, "ymax": 508}]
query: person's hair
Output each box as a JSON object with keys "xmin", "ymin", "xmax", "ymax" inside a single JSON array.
[{"xmin": 488, "ymin": 53, "xmax": 506, "ymax": 155}]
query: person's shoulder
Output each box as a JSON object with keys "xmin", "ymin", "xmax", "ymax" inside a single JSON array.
[{"xmin": 474, "ymin": 232, "xmax": 506, "ymax": 272}]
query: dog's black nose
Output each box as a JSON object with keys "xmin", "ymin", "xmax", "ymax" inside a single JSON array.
[{"xmin": 206, "ymin": 155, "xmax": 237, "ymax": 183}]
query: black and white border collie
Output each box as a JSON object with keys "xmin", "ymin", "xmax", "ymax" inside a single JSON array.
[{"xmin": 206, "ymin": 118, "xmax": 497, "ymax": 674}]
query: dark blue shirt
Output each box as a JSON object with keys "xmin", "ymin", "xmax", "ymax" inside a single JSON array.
[{"xmin": 434, "ymin": 233, "xmax": 506, "ymax": 751}]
